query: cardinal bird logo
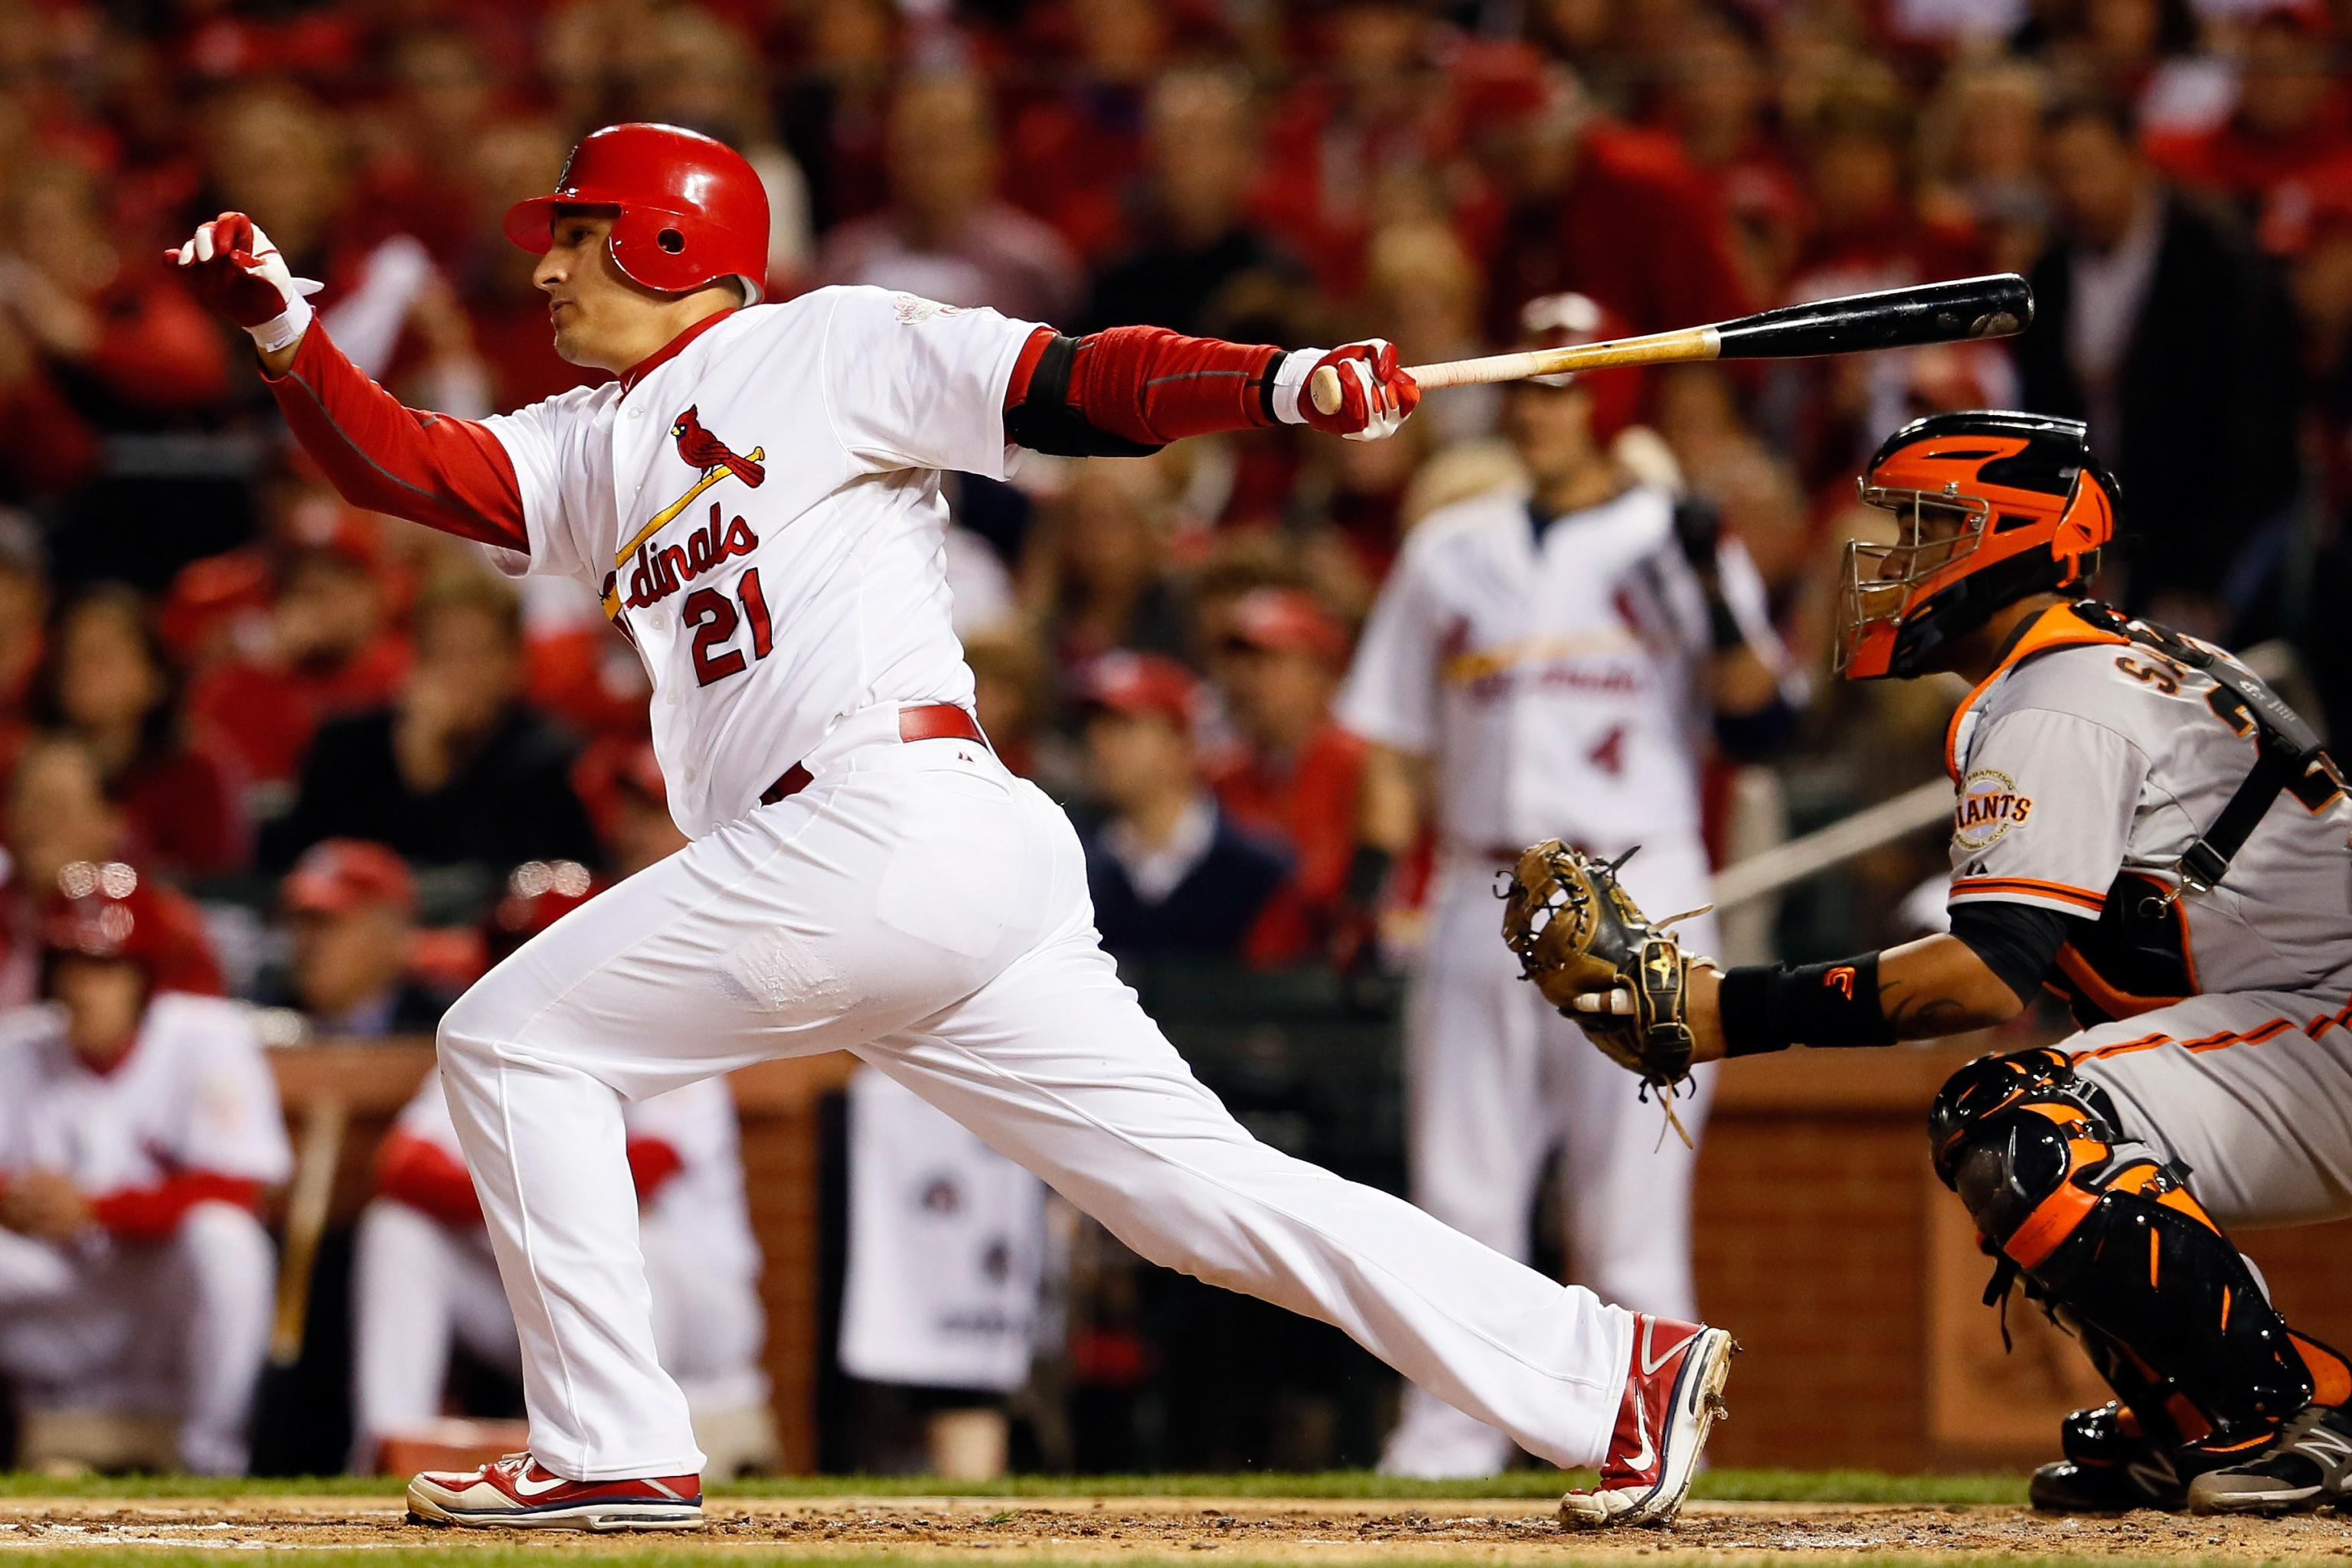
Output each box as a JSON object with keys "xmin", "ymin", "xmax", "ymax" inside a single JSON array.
[
  {"xmin": 670, "ymin": 407, "xmax": 766, "ymax": 488},
  {"xmin": 613, "ymin": 408, "xmax": 771, "ymax": 576}
]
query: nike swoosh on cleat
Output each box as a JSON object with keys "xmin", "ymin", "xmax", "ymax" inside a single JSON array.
[
  {"xmin": 1625, "ymin": 1390, "xmax": 1656, "ymax": 1473},
  {"xmin": 510, "ymin": 1470, "xmax": 571, "ymax": 1498}
]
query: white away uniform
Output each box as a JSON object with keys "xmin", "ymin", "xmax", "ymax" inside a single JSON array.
[
  {"xmin": 351, "ymin": 1068, "xmax": 767, "ymax": 1461},
  {"xmin": 1943, "ymin": 606, "xmax": 2352, "ymax": 1230},
  {"xmin": 431, "ymin": 286, "xmax": 1641, "ymax": 1481},
  {"xmin": 0, "ymin": 995, "xmax": 289, "ymax": 1473},
  {"xmin": 1338, "ymin": 482, "xmax": 1785, "ymax": 1477}
]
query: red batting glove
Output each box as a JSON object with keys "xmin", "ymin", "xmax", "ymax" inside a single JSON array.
[
  {"xmin": 1272, "ymin": 338, "xmax": 1422, "ymax": 441},
  {"xmin": 165, "ymin": 211, "xmax": 322, "ymax": 351}
]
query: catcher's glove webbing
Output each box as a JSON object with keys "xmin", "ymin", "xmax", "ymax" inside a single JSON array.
[{"xmin": 1498, "ymin": 841, "xmax": 1710, "ymax": 1146}]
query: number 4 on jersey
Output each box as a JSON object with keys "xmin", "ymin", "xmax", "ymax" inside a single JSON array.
[{"xmin": 685, "ymin": 568, "xmax": 774, "ymax": 687}]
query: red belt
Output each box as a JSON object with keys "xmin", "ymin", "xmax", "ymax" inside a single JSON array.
[{"xmin": 760, "ymin": 704, "xmax": 987, "ymax": 806}]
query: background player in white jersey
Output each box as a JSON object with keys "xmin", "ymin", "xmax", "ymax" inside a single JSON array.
[
  {"xmin": 1562, "ymin": 411, "xmax": 2352, "ymax": 1517},
  {"xmin": 172, "ymin": 122, "xmax": 1736, "ymax": 1530},
  {"xmin": 1336, "ymin": 294, "xmax": 1796, "ymax": 1478},
  {"xmin": 0, "ymin": 866, "xmax": 290, "ymax": 1475},
  {"xmin": 352, "ymin": 1067, "xmax": 768, "ymax": 1473}
]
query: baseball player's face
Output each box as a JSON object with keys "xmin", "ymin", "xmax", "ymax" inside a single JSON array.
[
  {"xmin": 51, "ymin": 956, "xmax": 145, "ymax": 1067},
  {"xmin": 534, "ymin": 209, "xmax": 650, "ymax": 370},
  {"xmin": 1504, "ymin": 381, "xmax": 1599, "ymax": 487},
  {"xmin": 289, "ymin": 905, "xmax": 410, "ymax": 1018}
]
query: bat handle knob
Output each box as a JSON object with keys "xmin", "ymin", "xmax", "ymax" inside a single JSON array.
[{"xmin": 1307, "ymin": 364, "xmax": 1343, "ymax": 418}]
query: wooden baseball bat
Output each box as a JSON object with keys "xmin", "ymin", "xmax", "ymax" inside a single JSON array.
[{"xmin": 1307, "ymin": 273, "xmax": 2034, "ymax": 417}]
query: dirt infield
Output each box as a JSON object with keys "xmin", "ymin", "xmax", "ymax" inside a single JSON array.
[{"xmin": 5, "ymin": 1494, "xmax": 2352, "ymax": 1561}]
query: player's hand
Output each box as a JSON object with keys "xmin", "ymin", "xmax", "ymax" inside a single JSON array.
[
  {"xmin": 166, "ymin": 211, "xmax": 323, "ymax": 354},
  {"xmin": 1, "ymin": 1169, "xmax": 93, "ymax": 1241},
  {"xmin": 1573, "ymin": 964, "xmax": 1727, "ymax": 1066},
  {"xmin": 1276, "ymin": 339, "xmax": 1420, "ymax": 442}
]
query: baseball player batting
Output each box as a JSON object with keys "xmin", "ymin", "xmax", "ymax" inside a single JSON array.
[
  {"xmin": 171, "ymin": 122, "xmax": 1732, "ymax": 1530},
  {"xmin": 1524, "ymin": 410, "xmax": 2352, "ymax": 1516}
]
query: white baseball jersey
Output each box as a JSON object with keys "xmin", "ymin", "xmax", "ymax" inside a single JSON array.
[
  {"xmin": 1336, "ymin": 484, "xmax": 1787, "ymax": 856},
  {"xmin": 394, "ymin": 1067, "xmax": 760, "ymax": 1285},
  {"xmin": 0, "ymin": 995, "xmax": 292, "ymax": 1194},
  {"xmin": 1945, "ymin": 603, "xmax": 2352, "ymax": 1015},
  {"xmin": 481, "ymin": 286, "xmax": 1040, "ymax": 838}
]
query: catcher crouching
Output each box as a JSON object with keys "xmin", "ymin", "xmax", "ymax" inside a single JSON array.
[{"xmin": 1507, "ymin": 411, "xmax": 2352, "ymax": 1517}]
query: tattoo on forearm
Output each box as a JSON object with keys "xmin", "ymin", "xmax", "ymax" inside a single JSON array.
[{"xmin": 1879, "ymin": 979, "xmax": 1969, "ymax": 1039}]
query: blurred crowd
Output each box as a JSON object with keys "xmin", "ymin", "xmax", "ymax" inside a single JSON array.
[
  {"xmin": 3, "ymin": 0, "xmax": 2350, "ymax": 974},
  {"xmin": 4, "ymin": 0, "xmax": 2352, "ymax": 1475}
]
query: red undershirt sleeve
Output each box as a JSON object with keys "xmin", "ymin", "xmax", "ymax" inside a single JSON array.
[
  {"xmin": 1003, "ymin": 324, "xmax": 1283, "ymax": 450},
  {"xmin": 374, "ymin": 1129, "xmax": 484, "ymax": 1227},
  {"xmin": 90, "ymin": 1171, "xmax": 264, "ymax": 1241},
  {"xmin": 263, "ymin": 324, "xmax": 530, "ymax": 553}
]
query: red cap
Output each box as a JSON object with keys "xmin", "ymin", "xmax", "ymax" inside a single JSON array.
[
  {"xmin": 282, "ymin": 839, "xmax": 416, "ymax": 917},
  {"xmin": 41, "ymin": 862, "xmax": 170, "ymax": 971},
  {"xmin": 1223, "ymin": 588, "xmax": 1348, "ymax": 664},
  {"xmin": 489, "ymin": 860, "xmax": 599, "ymax": 949},
  {"xmin": 1076, "ymin": 650, "xmax": 1201, "ymax": 732},
  {"xmin": 1515, "ymin": 290, "xmax": 1643, "ymax": 439}
]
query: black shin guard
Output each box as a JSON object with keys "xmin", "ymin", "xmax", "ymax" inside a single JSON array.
[{"xmin": 1930, "ymin": 1049, "xmax": 2315, "ymax": 1441}]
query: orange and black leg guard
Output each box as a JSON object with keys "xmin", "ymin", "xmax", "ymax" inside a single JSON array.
[{"xmin": 1929, "ymin": 1048, "xmax": 2341, "ymax": 1445}]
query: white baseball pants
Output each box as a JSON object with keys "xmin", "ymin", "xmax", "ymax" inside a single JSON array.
[
  {"xmin": 1381, "ymin": 847, "xmax": 1714, "ymax": 1478},
  {"xmin": 0, "ymin": 1203, "xmax": 274, "ymax": 1474},
  {"xmin": 433, "ymin": 707, "xmax": 1635, "ymax": 1481},
  {"xmin": 350, "ymin": 1199, "xmax": 768, "ymax": 1468}
]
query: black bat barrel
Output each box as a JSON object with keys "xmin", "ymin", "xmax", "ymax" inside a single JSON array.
[{"xmin": 1712, "ymin": 274, "xmax": 2033, "ymax": 361}]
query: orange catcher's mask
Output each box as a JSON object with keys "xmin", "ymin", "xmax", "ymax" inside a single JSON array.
[{"xmin": 1837, "ymin": 410, "xmax": 2118, "ymax": 680}]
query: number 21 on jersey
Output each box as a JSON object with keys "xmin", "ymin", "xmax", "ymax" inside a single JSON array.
[{"xmin": 685, "ymin": 569, "xmax": 774, "ymax": 687}]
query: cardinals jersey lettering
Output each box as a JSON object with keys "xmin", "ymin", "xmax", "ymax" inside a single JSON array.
[
  {"xmin": 1946, "ymin": 605, "xmax": 2352, "ymax": 1014},
  {"xmin": 0, "ymin": 995, "xmax": 292, "ymax": 1194},
  {"xmin": 1336, "ymin": 485, "xmax": 1787, "ymax": 855},
  {"xmin": 394, "ymin": 1067, "xmax": 760, "ymax": 1283},
  {"xmin": 481, "ymin": 286, "xmax": 1037, "ymax": 837}
]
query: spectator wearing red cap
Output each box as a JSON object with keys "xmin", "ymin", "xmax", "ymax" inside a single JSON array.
[
  {"xmin": 1205, "ymin": 590, "xmax": 1368, "ymax": 968},
  {"xmin": 0, "ymin": 861, "xmax": 289, "ymax": 1475},
  {"xmin": 38, "ymin": 587, "xmax": 250, "ymax": 880},
  {"xmin": 264, "ymin": 575, "xmax": 600, "ymax": 877},
  {"xmin": 351, "ymin": 860, "xmax": 773, "ymax": 1477},
  {"xmin": 1076, "ymin": 651, "xmax": 1289, "ymax": 960},
  {"xmin": 265, "ymin": 838, "xmax": 446, "ymax": 1037}
]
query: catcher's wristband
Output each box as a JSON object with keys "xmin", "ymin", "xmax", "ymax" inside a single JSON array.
[{"xmin": 1717, "ymin": 954, "xmax": 1896, "ymax": 1056}]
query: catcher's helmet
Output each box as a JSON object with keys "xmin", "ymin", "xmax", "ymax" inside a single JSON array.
[
  {"xmin": 504, "ymin": 122, "xmax": 769, "ymax": 304},
  {"xmin": 1837, "ymin": 410, "xmax": 2118, "ymax": 680}
]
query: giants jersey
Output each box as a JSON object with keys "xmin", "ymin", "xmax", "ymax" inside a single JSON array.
[
  {"xmin": 0, "ymin": 995, "xmax": 292, "ymax": 1194},
  {"xmin": 481, "ymin": 288, "xmax": 1038, "ymax": 838},
  {"xmin": 394, "ymin": 1067, "xmax": 761, "ymax": 1283},
  {"xmin": 1336, "ymin": 484, "xmax": 1785, "ymax": 855},
  {"xmin": 1945, "ymin": 603, "xmax": 2352, "ymax": 1018}
]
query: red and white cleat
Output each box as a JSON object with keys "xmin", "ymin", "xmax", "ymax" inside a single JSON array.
[
  {"xmin": 405, "ymin": 1452, "xmax": 704, "ymax": 1531},
  {"xmin": 1560, "ymin": 1314, "xmax": 1737, "ymax": 1529}
]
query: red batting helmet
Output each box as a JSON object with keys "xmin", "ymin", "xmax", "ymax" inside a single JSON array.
[{"xmin": 504, "ymin": 123, "xmax": 770, "ymax": 304}]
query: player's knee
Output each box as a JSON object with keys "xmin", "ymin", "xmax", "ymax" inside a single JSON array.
[
  {"xmin": 435, "ymin": 978, "xmax": 519, "ymax": 1073},
  {"xmin": 1928, "ymin": 1047, "xmax": 2121, "ymax": 1252},
  {"xmin": 172, "ymin": 1201, "xmax": 274, "ymax": 1298}
]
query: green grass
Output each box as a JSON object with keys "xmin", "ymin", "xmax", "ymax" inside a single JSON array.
[{"xmin": 0, "ymin": 1468, "xmax": 2026, "ymax": 1504}]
